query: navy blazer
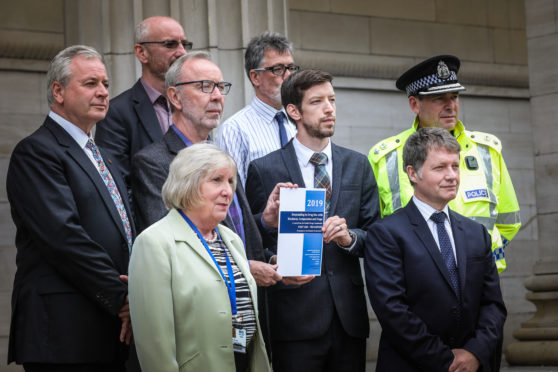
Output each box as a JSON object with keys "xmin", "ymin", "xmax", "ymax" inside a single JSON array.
[
  {"xmin": 95, "ymin": 79, "xmax": 164, "ymax": 189},
  {"xmin": 7, "ymin": 117, "xmax": 134, "ymax": 364},
  {"xmin": 364, "ymin": 201, "xmax": 506, "ymax": 372},
  {"xmin": 245, "ymin": 140, "xmax": 380, "ymax": 341}
]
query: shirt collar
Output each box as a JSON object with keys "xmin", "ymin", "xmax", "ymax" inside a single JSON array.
[
  {"xmin": 48, "ymin": 111, "xmax": 91, "ymax": 148},
  {"xmin": 250, "ymin": 95, "xmax": 288, "ymax": 124},
  {"xmin": 412, "ymin": 195, "xmax": 450, "ymax": 225},
  {"xmin": 413, "ymin": 116, "xmax": 466, "ymax": 140},
  {"xmin": 140, "ymin": 77, "xmax": 164, "ymax": 104},
  {"xmin": 293, "ymin": 136, "xmax": 332, "ymax": 166}
]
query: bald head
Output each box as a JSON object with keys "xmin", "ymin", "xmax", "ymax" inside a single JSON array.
[{"xmin": 134, "ymin": 16, "xmax": 188, "ymax": 93}]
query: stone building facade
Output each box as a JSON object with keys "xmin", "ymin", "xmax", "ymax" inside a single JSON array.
[{"xmin": 0, "ymin": 0, "xmax": 555, "ymax": 370}]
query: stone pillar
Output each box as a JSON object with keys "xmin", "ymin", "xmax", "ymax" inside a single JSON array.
[{"xmin": 505, "ymin": 0, "xmax": 558, "ymax": 365}]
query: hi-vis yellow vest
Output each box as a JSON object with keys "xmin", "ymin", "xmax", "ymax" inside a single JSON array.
[{"xmin": 368, "ymin": 118, "xmax": 521, "ymax": 273}]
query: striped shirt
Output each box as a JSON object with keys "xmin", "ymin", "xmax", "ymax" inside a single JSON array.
[
  {"xmin": 216, "ymin": 96, "xmax": 297, "ymax": 185},
  {"xmin": 206, "ymin": 236, "xmax": 257, "ymax": 348}
]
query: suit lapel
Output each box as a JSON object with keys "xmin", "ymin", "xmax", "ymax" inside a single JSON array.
[
  {"xmin": 449, "ymin": 210, "xmax": 467, "ymax": 293},
  {"xmin": 405, "ymin": 202, "xmax": 458, "ymax": 297},
  {"xmin": 328, "ymin": 143, "xmax": 342, "ymax": 214},
  {"xmin": 132, "ymin": 80, "xmax": 163, "ymax": 142},
  {"xmin": 281, "ymin": 140, "xmax": 305, "ymax": 187},
  {"xmin": 169, "ymin": 209, "xmax": 224, "ymax": 276},
  {"xmin": 164, "ymin": 128, "xmax": 187, "ymax": 155},
  {"xmin": 46, "ymin": 119, "xmax": 129, "ymax": 243}
]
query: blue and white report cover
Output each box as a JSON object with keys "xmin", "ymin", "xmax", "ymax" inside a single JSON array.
[{"xmin": 277, "ymin": 188, "xmax": 326, "ymax": 276}]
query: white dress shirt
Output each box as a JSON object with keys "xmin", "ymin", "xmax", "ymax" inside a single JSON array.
[
  {"xmin": 412, "ymin": 196, "xmax": 458, "ymax": 265},
  {"xmin": 48, "ymin": 111, "xmax": 102, "ymax": 175},
  {"xmin": 292, "ymin": 136, "xmax": 333, "ymax": 189}
]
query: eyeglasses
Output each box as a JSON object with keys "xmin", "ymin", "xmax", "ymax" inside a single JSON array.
[
  {"xmin": 252, "ymin": 64, "xmax": 300, "ymax": 76},
  {"xmin": 139, "ymin": 40, "xmax": 193, "ymax": 50},
  {"xmin": 174, "ymin": 80, "xmax": 232, "ymax": 95}
]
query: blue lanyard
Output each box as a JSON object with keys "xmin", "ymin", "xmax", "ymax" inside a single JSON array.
[{"xmin": 178, "ymin": 209, "xmax": 237, "ymax": 314}]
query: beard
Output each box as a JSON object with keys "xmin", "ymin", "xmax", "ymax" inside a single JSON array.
[{"xmin": 301, "ymin": 118, "xmax": 335, "ymax": 139}]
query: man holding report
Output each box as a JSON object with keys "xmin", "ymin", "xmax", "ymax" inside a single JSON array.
[{"xmin": 245, "ymin": 69, "xmax": 380, "ymax": 372}]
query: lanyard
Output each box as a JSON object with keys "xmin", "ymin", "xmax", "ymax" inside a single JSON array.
[{"xmin": 178, "ymin": 209, "xmax": 237, "ymax": 314}]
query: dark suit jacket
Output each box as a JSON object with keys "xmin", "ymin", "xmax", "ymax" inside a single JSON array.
[
  {"xmin": 6, "ymin": 117, "xmax": 135, "ymax": 364},
  {"xmin": 245, "ymin": 140, "xmax": 380, "ymax": 341},
  {"xmin": 364, "ymin": 201, "xmax": 506, "ymax": 372},
  {"xmin": 130, "ymin": 128, "xmax": 265, "ymax": 262},
  {"xmin": 95, "ymin": 79, "xmax": 164, "ymax": 189}
]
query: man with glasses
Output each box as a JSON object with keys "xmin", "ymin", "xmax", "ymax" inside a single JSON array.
[
  {"xmin": 131, "ymin": 52, "xmax": 281, "ymax": 287},
  {"xmin": 96, "ymin": 16, "xmax": 190, "ymax": 192},
  {"xmin": 216, "ymin": 31, "xmax": 299, "ymax": 184}
]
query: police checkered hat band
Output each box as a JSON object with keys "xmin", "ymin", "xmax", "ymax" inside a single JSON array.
[
  {"xmin": 405, "ymin": 71, "xmax": 465, "ymax": 96},
  {"xmin": 396, "ymin": 55, "xmax": 466, "ymax": 97}
]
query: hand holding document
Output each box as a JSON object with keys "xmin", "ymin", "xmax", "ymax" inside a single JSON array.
[{"xmin": 277, "ymin": 188, "xmax": 325, "ymax": 276}]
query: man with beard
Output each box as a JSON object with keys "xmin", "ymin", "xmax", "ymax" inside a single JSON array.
[
  {"xmin": 96, "ymin": 16, "xmax": 189, "ymax": 191},
  {"xmin": 131, "ymin": 52, "xmax": 282, "ymax": 287},
  {"xmin": 245, "ymin": 69, "xmax": 380, "ymax": 372},
  {"xmin": 216, "ymin": 32, "xmax": 299, "ymax": 184}
]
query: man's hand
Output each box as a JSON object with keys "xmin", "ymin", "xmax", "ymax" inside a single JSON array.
[
  {"xmin": 322, "ymin": 216, "xmax": 353, "ymax": 246},
  {"xmin": 118, "ymin": 275, "xmax": 133, "ymax": 344},
  {"xmin": 249, "ymin": 260, "xmax": 282, "ymax": 286},
  {"xmin": 449, "ymin": 348, "xmax": 480, "ymax": 372},
  {"xmin": 261, "ymin": 182, "xmax": 298, "ymax": 228},
  {"xmin": 282, "ymin": 275, "xmax": 315, "ymax": 286}
]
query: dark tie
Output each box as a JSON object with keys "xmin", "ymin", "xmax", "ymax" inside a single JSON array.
[
  {"xmin": 86, "ymin": 139, "xmax": 133, "ymax": 252},
  {"xmin": 156, "ymin": 95, "xmax": 169, "ymax": 112},
  {"xmin": 430, "ymin": 212, "xmax": 460, "ymax": 297},
  {"xmin": 309, "ymin": 152, "xmax": 332, "ymax": 212},
  {"xmin": 276, "ymin": 112, "xmax": 288, "ymax": 147}
]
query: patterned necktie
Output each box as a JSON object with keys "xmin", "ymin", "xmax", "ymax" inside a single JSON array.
[
  {"xmin": 430, "ymin": 212, "xmax": 460, "ymax": 297},
  {"xmin": 86, "ymin": 139, "xmax": 133, "ymax": 252},
  {"xmin": 309, "ymin": 152, "xmax": 332, "ymax": 212},
  {"xmin": 275, "ymin": 112, "xmax": 288, "ymax": 147}
]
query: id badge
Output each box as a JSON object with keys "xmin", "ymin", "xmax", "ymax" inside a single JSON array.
[{"xmin": 232, "ymin": 326, "xmax": 247, "ymax": 353}]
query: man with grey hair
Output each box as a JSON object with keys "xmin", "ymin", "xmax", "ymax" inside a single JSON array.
[
  {"xmin": 131, "ymin": 52, "xmax": 281, "ymax": 286},
  {"xmin": 216, "ymin": 31, "xmax": 299, "ymax": 184},
  {"xmin": 7, "ymin": 45, "xmax": 134, "ymax": 371},
  {"xmin": 96, "ymin": 16, "xmax": 190, "ymax": 192},
  {"xmin": 365, "ymin": 127, "xmax": 506, "ymax": 372}
]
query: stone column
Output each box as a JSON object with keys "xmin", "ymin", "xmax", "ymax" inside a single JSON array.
[{"xmin": 505, "ymin": 0, "xmax": 558, "ymax": 365}]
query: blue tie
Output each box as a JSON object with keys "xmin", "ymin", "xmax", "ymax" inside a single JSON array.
[
  {"xmin": 276, "ymin": 112, "xmax": 288, "ymax": 147},
  {"xmin": 430, "ymin": 212, "xmax": 460, "ymax": 297}
]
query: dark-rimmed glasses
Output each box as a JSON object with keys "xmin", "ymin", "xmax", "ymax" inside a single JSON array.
[
  {"xmin": 252, "ymin": 64, "xmax": 300, "ymax": 76},
  {"xmin": 175, "ymin": 80, "xmax": 232, "ymax": 95},
  {"xmin": 139, "ymin": 40, "xmax": 193, "ymax": 50}
]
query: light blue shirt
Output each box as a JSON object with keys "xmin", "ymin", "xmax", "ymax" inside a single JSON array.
[
  {"xmin": 216, "ymin": 96, "xmax": 297, "ymax": 185},
  {"xmin": 412, "ymin": 196, "xmax": 458, "ymax": 265}
]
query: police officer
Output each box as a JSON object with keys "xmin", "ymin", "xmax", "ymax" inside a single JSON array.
[{"xmin": 368, "ymin": 55, "xmax": 520, "ymax": 273}]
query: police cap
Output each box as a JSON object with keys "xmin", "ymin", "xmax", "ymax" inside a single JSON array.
[{"xmin": 396, "ymin": 55, "xmax": 466, "ymax": 97}]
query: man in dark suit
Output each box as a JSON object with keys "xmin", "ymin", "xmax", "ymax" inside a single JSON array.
[
  {"xmin": 245, "ymin": 69, "xmax": 380, "ymax": 372},
  {"xmin": 95, "ymin": 16, "xmax": 189, "ymax": 190},
  {"xmin": 7, "ymin": 45, "xmax": 134, "ymax": 371},
  {"xmin": 131, "ymin": 52, "xmax": 281, "ymax": 286},
  {"xmin": 364, "ymin": 127, "xmax": 507, "ymax": 372}
]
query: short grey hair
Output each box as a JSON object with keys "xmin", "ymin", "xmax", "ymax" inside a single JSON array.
[
  {"xmin": 162, "ymin": 143, "xmax": 237, "ymax": 211},
  {"xmin": 244, "ymin": 31, "xmax": 293, "ymax": 80},
  {"xmin": 165, "ymin": 51, "xmax": 212, "ymax": 90},
  {"xmin": 403, "ymin": 127, "xmax": 461, "ymax": 183},
  {"xmin": 46, "ymin": 45, "xmax": 103, "ymax": 107}
]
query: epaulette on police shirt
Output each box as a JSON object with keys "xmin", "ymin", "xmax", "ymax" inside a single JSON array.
[
  {"xmin": 369, "ymin": 134, "xmax": 405, "ymax": 164},
  {"xmin": 466, "ymin": 130, "xmax": 502, "ymax": 153}
]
